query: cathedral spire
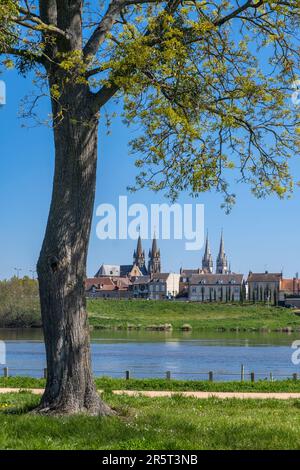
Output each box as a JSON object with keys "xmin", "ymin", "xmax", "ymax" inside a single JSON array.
[
  {"xmin": 148, "ymin": 231, "xmax": 161, "ymax": 274},
  {"xmin": 216, "ymin": 230, "xmax": 228, "ymax": 274},
  {"xmin": 202, "ymin": 231, "xmax": 213, "ymax": 273},
  {"xmin": 133, "ymin": 233, "xmax": 145, "ymax": 269},
  {"xmin": 218, "ymin": 230, "xmax": 225, "ymax": 257},
  {"xmin": 136, "ymin": 234, "xmax": 143, "ymax": 256},
  {"xmin": 151, "ymin": 231, "xmax": 158, "ymax": 256}
]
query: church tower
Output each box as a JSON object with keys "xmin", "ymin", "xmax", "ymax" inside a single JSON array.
[
  {"xmin": 202, "ymin": 232, "xmax": 213, "ymax": 273},
  {"xmin": 216, "ymin": 231, "xmax": 229, "ymax": 274},
  {"xmin": 148, "ymin": 233, "xmax": 161, "ymax": 275},
  {"xmin": 133, "ymin": 235, "xmax": 146, "ymax": 270}
]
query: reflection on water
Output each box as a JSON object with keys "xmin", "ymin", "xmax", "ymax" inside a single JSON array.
[{"xmin": 0, "ymin": 328, "xmax": 300, "ymax": 381}]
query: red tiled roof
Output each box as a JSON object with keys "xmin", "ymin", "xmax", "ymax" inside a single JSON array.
[
  {"xmin": 85, "ymin": 277, "xmax": 116, "ymax": 291},
  {"xmin": 280, "ymin": 278, "xmax": 300, "ymax": 293}
]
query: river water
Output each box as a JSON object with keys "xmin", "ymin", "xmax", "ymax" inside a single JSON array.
[{"xmin": 0, "ymin": 329, "xmax": 300, "ymax": 381}]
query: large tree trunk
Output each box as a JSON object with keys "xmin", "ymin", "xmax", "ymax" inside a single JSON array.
[{"xmin": 36, "ymin": 84, "xmax": 113, "ymax": 416}]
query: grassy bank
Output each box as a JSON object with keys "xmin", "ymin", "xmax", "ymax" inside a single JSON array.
[
  {"xmin": 2, "ymin": 376, "xmax": 300, "ymax": 392},
  {"xmin": 1, "ymin": 391, "xmax": 300, "ymax": 449},
  {"xmin": 88, "ymin": 299, "xmax": 300, "ymax": 332},
  {"xmin": 1, "ymin": 277, "xmax": 300, "ymax": 332}
]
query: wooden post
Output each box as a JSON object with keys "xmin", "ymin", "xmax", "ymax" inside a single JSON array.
[
  {"xmin": 3, "ymin": 367, "xmax": 8, "ymax": 378},
  {"xmin": 125, "ymin": 370, "xmax": 130, "ymax": 380},
  {"xmin": 241, "ymin": 364, "xmax": 245, "ymax": 382},
  {"xmin": 43, "ymin": 368, "xmax": 47, "ymax": 380},
  {"xmin": 270, "ymin": 372, "xmax": 273, "ymax": 382},
  {"xmin": 166, "ymin": 371, "xmax": 171, "ymax": 380},
  {"xmin": 250, "ymin": 372, "xmax": 255, "ymax": 382},
  {"xmin": 208, "ymin": 371, "xmax": 213, "ymax": 382},
  {"xmin": 293, "ymin": 373, "xmax": 298, "ymax": 381}
]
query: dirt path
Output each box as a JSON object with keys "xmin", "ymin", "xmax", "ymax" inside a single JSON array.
[{"xmin": 1, "ymin": 388, "xmax": 300, "ymax": 400}]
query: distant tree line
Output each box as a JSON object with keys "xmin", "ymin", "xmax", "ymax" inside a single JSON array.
[{"xmin": 0, "ymin": 277, "xmax": 41, "ymax": 327}]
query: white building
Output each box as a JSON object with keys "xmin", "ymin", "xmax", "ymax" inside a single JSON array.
[{"xmin": 148, "ymin": 273, "xmax": 180, "ymax": 300}]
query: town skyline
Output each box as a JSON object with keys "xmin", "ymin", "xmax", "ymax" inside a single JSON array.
[{"xmin": 92, "ymin": 231, "xmax": 298, "ymax": 278}]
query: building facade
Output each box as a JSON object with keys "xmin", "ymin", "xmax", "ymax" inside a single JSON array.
[
  {"xmin": 130, "ymin": 276, "xmax": 151, "ymax": 298},
  {"xmin": 189, "ymin": 273, "xmax": 243, "ymax": 302},
  {"xmin": 247, "ymin": 271, "xmax": 282, "ymax": 304},
  {"xmin": 148, "ymin": 273, "xmax": 180, "ymax": 300}
]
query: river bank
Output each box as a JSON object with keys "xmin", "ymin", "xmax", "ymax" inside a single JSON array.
[
  {"xmin": 1, "ymin": 296, "xmax": 300, "ymax": 332},
  {"xmin": 87, "ymin": 299, "xmax": 300, "ymax": 332}
]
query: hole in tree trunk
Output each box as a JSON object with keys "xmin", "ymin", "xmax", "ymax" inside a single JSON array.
[{"xmin": 49, "ymin": 257, "xmax": 59, "ymax": 273}]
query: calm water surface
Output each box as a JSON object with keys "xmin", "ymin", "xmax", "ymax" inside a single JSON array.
[{"xmin": 0, "ymin": 329, "xmax": 300, "ymax": 381}]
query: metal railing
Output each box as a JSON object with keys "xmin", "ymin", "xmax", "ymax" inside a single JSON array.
[{"xmin": 0, "ymin": 365, "xmax": 299, "ymax": 382}]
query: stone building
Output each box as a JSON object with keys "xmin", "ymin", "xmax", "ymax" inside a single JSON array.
[
  {"xmin": 247, "ymin": 271, "xmax": 282, "ymax": 304},
  {"xmin": 189, "ymin": 273, "xmax": 243, "ymax": 302}
]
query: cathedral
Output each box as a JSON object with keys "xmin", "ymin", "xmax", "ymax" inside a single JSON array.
[
  {"xmin": 202, "ymin": 231, "xmax": 231, "ymax": 274},
  {"xmin": 95, "ymin": 233, "xmax": 161, "ymax": 278},
  {"xmin": 181, "ymin": 231, "xmax": 232, "ymax": 276},
  {"xmin": 96, "ymin": 231, "xmax": 230, "ymax": 279},
  {"xmin": 133, "ymin": 233, "xmax": 161, "ymax": 275}
]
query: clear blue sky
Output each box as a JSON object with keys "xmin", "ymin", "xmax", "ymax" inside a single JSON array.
[{"xmin": 0, "ymin": 69, "xmax": 299, "ymax": 280}]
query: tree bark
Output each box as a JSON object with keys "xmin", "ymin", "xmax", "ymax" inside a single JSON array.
[{"xmin": 36, "ymin": 84, "xmax": 113, "ymax": 416}]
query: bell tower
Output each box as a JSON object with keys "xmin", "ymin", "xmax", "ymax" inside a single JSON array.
[
  {"xmin": 133, "ymin": 235, "xmax": 146, "ymax": 270},
  {"xmin": 148, "ymin": 233, "xmax": 161, "ymax": 274}
]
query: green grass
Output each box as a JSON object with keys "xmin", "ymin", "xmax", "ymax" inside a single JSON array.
[
  {"xmin": 2, "ymin": 285, "xmax": 300, "ymax": 331},
  {"xmin": 2, "ymin": 376, "xmax": 300, "ymax": 392},
  {"xmin": 88, "ymin": 299, "xmax": 300, "ymax": 332},
  {"xmin": 1, "ymin": 391, "xmax": 300, "ymax": 449}
]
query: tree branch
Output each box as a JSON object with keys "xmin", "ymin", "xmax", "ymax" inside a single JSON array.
[
  {"xmin": 89, "ymin": 0, "xmax": 181, "ymax": 111},
  {"xmin": 0, "ymin": 46, "xmax": 45, "ymax": 65},
  {"xmin": 89, "ymin": 0, "xmax": 268, "ymax": 111},
  {"xmin": 83, "ymin": 0, "xmax": 124, "ymax": 59},
  {"xmin": 83, "ymin": 0, "xmax": 167, "ymax": 59},
  {"xmin": 13, "ymin": 4, "xmax": 70, "ymax": 40}
]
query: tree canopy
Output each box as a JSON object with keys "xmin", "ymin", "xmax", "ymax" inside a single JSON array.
[{"xmin": 1, "ymin": 0, "xmax": 299, "ymax": 209}]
